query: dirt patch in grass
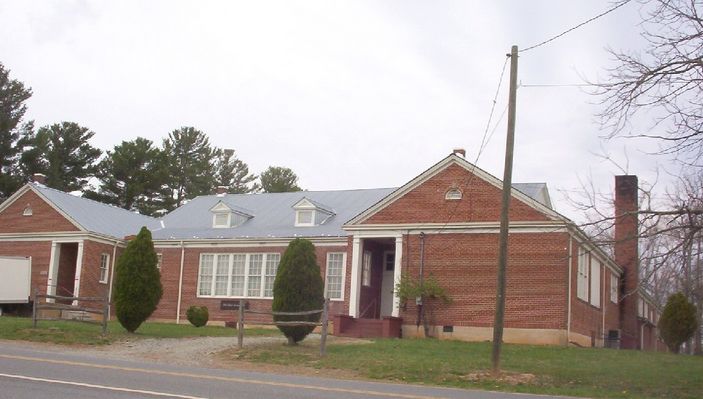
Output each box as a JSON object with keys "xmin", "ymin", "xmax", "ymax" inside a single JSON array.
[{"xmin": 463, "ymin": 371, "xmax": 538, "ymax": 386}]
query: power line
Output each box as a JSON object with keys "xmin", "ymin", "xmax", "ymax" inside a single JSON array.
[
  {"xmin": 521, "ymin": 83, "xmax": 594, "ymax": 88},
  {"xmin": 520, "ymin": 0, "xmax": 632, "ymax": 53}
]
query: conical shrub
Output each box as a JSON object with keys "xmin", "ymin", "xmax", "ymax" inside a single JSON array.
[
  {"xmin": 114, "ymin": 226, "xmax": 163, "ymax": 332},
  {"xmin": 272, "ymin": 238, "xmax": 324, "ymax": 344}
]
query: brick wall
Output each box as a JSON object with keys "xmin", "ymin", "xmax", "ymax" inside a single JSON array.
[
  {"xmin": 398, "ymin": 232, "xmax": 570, "ymax": 330},
  {"xmin": 152, "ymin": 243, "xmax": 349, "ymax": 323},
  {"xmin": 78, "ymin": 240, "xmax": 115, "ymax": 300},
  {"xmin": 0, "ymin": 189, "xmax": 79, "ymax": 233},
  {"xmin": 363, "ymin": 163, "xmax": 551, "ymax": 224}
]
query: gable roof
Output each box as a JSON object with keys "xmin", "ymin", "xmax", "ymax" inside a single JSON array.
[
  {"xmin": 3, "ymin": 183, "xmax": 162, "ymax": 239},
  {"xmin": 154, "ymin": 188, "xmax": 394, "ymax": 240},
  {"xmin": 346, "ymin": 153, "xmax": 561, "ymax": 225}
]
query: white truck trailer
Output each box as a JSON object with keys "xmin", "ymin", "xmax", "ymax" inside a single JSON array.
[{"xmin": 0, "ymin": 256, "xmax": 32, "ymax": 315}]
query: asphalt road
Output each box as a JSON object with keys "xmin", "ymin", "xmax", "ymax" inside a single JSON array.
[{"xmin": 0, "ymin": 344, "xmax": 576, "ymax": 399}]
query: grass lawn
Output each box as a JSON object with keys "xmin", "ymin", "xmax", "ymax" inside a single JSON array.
[
  {"xmin": 0, "ymin": 316, "xmax": 275, "ymax": 345},
  {"xmin": 231, "ymin": 338, "xmax": 703, "ymax": 399}
]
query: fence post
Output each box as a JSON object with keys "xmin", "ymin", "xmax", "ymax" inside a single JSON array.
[
  {"xmin": 32, "ymin": 288, "xmax": 38, "ymax": 328},
  {"xmin": 237, "ymin": 299, "xmax": 244, "ymax": 349},
  {"xmin": 320, "ymin": 298, "xmax": 329, "ymax": 357},
  {"xmin": 101, "ymin": 293, "xmax": 109, "ymax": 336}
]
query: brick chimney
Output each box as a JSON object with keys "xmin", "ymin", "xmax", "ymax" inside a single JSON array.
[
  {"xmin": 215, "ymin": 186, "xmax": 227, "ymax": 196},
  {"xmin": 614, "ymin": 175, "xmax": 640, "ymax": 349},
  {"xmin": 32, "ymin": 173, "xmax": 47, "ymax": 185},
  {"xmin": 452, "ymin": 148, "xmax": 466, "ymax": 158}
]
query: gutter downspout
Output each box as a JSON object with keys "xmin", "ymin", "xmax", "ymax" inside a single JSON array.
[
  {"xmin": 107, "ymin": 241, "xmax": 118, "ymax": 320},
  {"xmin": 566, "ymin": 236, "xmax": 573, "ymax": 347},
  {"xmin": 176, "ymin": 241, "xmax": 185, "ymax": 324},
  {"xmin": 602, "ymin": 262, "xmax": 606, "ymax": 347}
]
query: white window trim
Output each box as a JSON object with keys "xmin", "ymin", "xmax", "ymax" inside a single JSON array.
[
  {"xmin": 610, "ymin": 275, "xmax": 618, "ymax": 304},
  {"xmin": 197, "ymin": 252, "xmax": 281, "ymax": 299},
  {"xmin": 445, "ymin": 188, "xmax": 462, "ymax": 200},
  {"xmin": 295, "ymin": 209, "xmax": 315, "ymax": 227},
  {"xmin": 212, "ymin": 212, "xmax": 231, "ymax": 228},
  {"xmin": 576, "ymin": 247, "xmax": 589, "ymax": 302},
  {"xmin": 324, "ymin": 252, "xmax": 347, "ymax": 301},
  {"xmin": 23, "ymin": 205, "xmax": 33, "ymax": 216},
  {"xmin": 99, "ymin": 253, "xmax": 110, "ymax": 284},
  {"xmin": 590, "ymin": 259, "xmax": 601, "ymax": 308},
  {"xmin": 156, "ymin": 253, "xmax": 163, "ymax": 270}
]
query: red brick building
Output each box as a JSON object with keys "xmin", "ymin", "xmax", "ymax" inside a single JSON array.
[{"xmin": 0, "ymin": 153, "xmax": 662, "ymax": 350}]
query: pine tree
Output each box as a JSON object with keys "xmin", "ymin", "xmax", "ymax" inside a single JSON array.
[
  {"xmin": 162, "ymin": 127, "xmax": 217, "ymax": 209},
  {"xmin": 260, "ymin": 166, "xmax": 301, "ymax": 193},
  {"xmin": 31, "ymin": 122, "xmax": 102, "ymax": 192},
  {"xmin": 0, "ymin": 62, "xmax": 33, "ymax": 199},
  {"xmin": 272, "ymin": 238, "xmax": 324, "ymax": 345},
  {"xmin": 659, "ymin": 292, "xmax": 698, "ymax": 353},
  {"xmin": 84, "ymin": 137, "xmax": 170, "ymax": 216},
  {"xmin": 113, "ymin": 227, "xmax": 163, "ymax": 333},
  {"xmin": 214, "ymin": 148, "xmax": 258, "ymax": 193}
]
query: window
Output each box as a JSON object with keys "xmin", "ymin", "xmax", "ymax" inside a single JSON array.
[
  {"xmin": 99, "ymin": 253, "xmax": 110, "ymax": 284},
  {"xmin": 325, "ymin": 253, "xmax": 346, "ymax": 300},
  {"xmin": 156, "ymin": 253, "xmax": 163, "ymax": 270},
  {"xmin": 576, "ymin": 247, "xmax": 589, "ymax": 301},
  {"xmin": 590, "ymin": 259, "xmax": 601, "ymax": 308},
  {"xmin": 610, "ymin": 275, "xmax": 618, "ymax": 303},
  {"xmin": 213, "ymin": 212, "xmax": 230, "ymax": 228},
  {"xmin": 198, "ymin": 253, "xmax": 281, "ymax": 298},
  {"xmin": 295, "ymin": 210, "xmax": 314, "ymax": 226},
  {"xmin": 230, "ymin": 254, "xmax": 246, "ymax": 296},
  {"xmin": 264, "ymin": 254, "xmax": 281, "ymax": 297},
  {"xmin": 214, "ymin": 255, "xmax": 229, "ymax": 296},
  {"xmin": 445, "ymin": 188, "xmax": 462, "ymax": 200},
  {"xmin": 199, "ymin": 255, "xmax": 214, "ymax": 296},
  {"xmin": 362, "ymin": 251, "xmax": 372, "ymax": 287},
  {"xmin": 384, "ymin": 252, "xmax": 395, "ymax": 271},
  {"xmin": 638, "ymin": 297, "xmax": 645, "ymax": 317}
]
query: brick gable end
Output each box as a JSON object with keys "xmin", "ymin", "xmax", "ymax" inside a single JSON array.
[
  {"xmin": 0, "ymin": 189, "xmax": 80, "ymax": 233},
  {"xmin": 363, "ymin": 163, "xmax": 551, "ymax": 224}
]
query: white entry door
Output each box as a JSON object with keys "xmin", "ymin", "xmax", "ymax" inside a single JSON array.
[{"xmin": 380, "ymin": 251, "xmax": 395, "ymax": 317}]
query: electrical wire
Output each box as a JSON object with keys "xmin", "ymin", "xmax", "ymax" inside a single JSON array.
[{"xmin": 520, "ymin": 0, "xmax": 632, "ymax": 53}]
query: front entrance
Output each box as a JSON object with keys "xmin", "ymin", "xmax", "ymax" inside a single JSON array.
[{"xmin": 380, "ymin": 251, "xmax": 395, "ymax": 317}]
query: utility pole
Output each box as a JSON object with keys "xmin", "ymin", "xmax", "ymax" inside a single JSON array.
[{"xmin": 492, "ymin": 45, "xmax": 518, "ymax": 375}]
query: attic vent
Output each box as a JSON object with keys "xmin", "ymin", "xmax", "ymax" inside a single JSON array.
[
  {"xmin": 22, "ymin": 204, "xmax": 33, "ymax": 216},
  {"xmin": 445, "ymin": 188, "xmax": 462, "ymax": 200}
]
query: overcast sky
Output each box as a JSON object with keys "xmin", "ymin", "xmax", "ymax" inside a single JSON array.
[{"xmin": 0, "ymin": 1, "xmax": 673, "ymax": 221}]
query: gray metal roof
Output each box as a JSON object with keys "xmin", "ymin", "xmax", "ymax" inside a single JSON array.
[
  {"xmin": 513, "ymin": 183, "xmax": 552, "ymax": 209},
  {"xmin": 28, "ymin": 180, "xmax": 552, "ymax": 241},
  {"xmin": 154, "ymin": 188, "xmax": 396, "ymax": 240},
  {"xmin": 32, "ymin": 183, "xmax": 161, "ymax": 238}
]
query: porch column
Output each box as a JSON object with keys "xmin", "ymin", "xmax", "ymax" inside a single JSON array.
[
  {"xmin": 348, "ymin": 237, "xmax": 363, "ymax": 317},
  {"xmin": 392, "ymin": 235, "xmax": 403, "ymax": 317},
  {"xmin": 46, "ymin": 242, "xmax": 61, "ymax": 303},
  {"xmin": 72, "ymin": 241, "xmax": 84, "ymax": 306}
]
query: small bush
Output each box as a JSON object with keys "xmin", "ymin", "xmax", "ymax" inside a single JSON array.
[{"xmin": 186, "ymin": 306, "xmax": 209, "ymax": 327}]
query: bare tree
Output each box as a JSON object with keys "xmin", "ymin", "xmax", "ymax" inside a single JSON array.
[{"xmin": 596, "ymin": 0, "xmax": 703, "ymax": 166}]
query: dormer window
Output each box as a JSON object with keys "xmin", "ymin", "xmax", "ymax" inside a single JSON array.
[
  {"xmin": 445, "ymin": 187, "xmax": 462, "ymax": 200},
  {"xmin": 293, "ymin": 198, "xmax": 335, "ymax": 227},
  {"xmin": 210, "ymin": 201, "xmax": 254, "ymax": 228},
  {"xmin": 213, "ymin": 212, "xmax": 230, "ymax": 228},
  {"xmin": 296, "ymin": 210, "xmax": 314, "ymax": 226}
]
